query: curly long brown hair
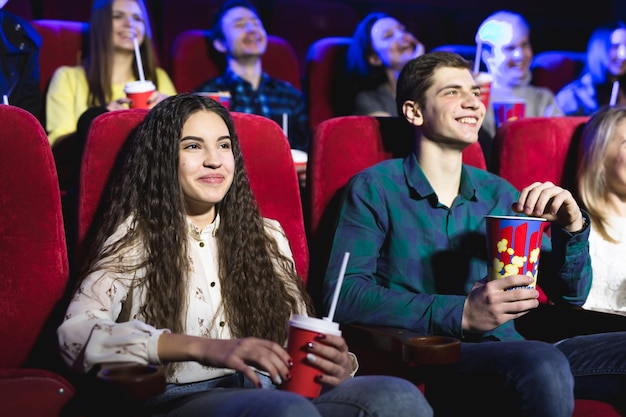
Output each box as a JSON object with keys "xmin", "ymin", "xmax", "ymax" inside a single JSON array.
[{"xmin": 80, "ymin": 93, "xmax": 312, "ymax": 352}]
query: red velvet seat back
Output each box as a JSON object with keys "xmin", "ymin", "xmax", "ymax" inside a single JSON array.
[
  {"xmin": 78, "ymin": 109, "xmax": 308, "ymax": 282},
  {"xmin": 0, "ymin": 105, "xmax": 75, "ymax": 416},
  {"xmin": 0, "ymin": 105, "xmax": 68, "ymax": 368},
  {"xmin": 171, "ymin": 30, "xmax": 301, "ymax": 93},
  {"xmin": 31, "ymin": 19, "xmax": 87, "ymax": 92},
  {"xmin": 531, "ymin": 51, "xmax": 586, "ymax": 94},
  {"xmin": 305, "ymin": 37, "xmax": 352, "ymax": 131},
  {"xmin": 493, "ymin": 116, "xmax": 590, "ymax": 192}
]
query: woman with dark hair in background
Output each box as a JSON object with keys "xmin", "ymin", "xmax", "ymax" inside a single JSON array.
[
  {"xmin": 556, "ymin": 20, "xmax": 626, "ymax": 115},
  {"xmin": 345, "ymin": 12, "xmax": 424, "ymax": 116}
]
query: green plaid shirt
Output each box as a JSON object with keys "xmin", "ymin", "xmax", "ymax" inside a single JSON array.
[{"xmin": 324, "ymin": 153, "xmax": 591, "ymax": 341}]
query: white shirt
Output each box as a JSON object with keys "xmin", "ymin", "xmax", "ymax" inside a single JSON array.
[
  {"xmin": 57, "ymin": 215, "xmax": 307, "ymax": 384},
  {"xmin": 583, "ymin": 216, "xmax": 626, "ymax": 315}
]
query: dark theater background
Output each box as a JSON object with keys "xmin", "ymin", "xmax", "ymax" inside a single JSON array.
[{"xmin": 6, "ymin": 0, "xmax": 626, "ymax": 77}]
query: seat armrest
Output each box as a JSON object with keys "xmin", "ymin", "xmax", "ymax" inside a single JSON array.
[
  {"xmin": 96, "ymin": 362, "xmax": 166, "ymax": 402},
  {"xmin": 343, "ymin": 324, "xmax": 460, "ymax": 365}
]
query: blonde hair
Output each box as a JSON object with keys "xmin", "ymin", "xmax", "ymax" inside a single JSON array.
[{"xmin": 577, "ymin": 105, "xmax": 626, "ymax": 242}]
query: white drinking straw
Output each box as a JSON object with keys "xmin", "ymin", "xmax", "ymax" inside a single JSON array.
[
  {"xmin": 2, "ymin": 95, "xmax": 8, "ymax": 105},
  {"xmin": 282, "ymin": 112, "xmax": 288, "ymax": 137},
  {"xmin": 610, "ymin": 80, "xmax": 620, "ymax": 106},
  {"xmin": 473, "ymin": 41, "xmax": 482, "ymax": 74},
  {"xmin": 324, "ymin": 252, "xmax": 350, "ymax": 322},
  {"xmin": 133, "ymin": 36, "xmax": 145, "ymax": 82}
]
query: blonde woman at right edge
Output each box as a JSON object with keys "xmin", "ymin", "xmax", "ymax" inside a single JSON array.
[{"xmin": 578, "ymin": 105, "xmax": 626, "ymax": 314}]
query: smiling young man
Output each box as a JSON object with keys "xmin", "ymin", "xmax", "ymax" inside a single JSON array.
[
  {"xmin": 323, "ymin": 51, "xmax": 626, "ymax": 416},
  {"xmin": 475, "ymin": 10, "xmax": 563, "ymax": 140},
  {"xmin": 194, "ymin": 0, "xmax": 310, "ymax": 153}
]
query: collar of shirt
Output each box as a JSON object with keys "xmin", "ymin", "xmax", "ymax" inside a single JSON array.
[
  {"xmin": 403, "ymin": 152, "xmax": 478, "ymax": 205},
  {"xmin": 223, "ymin": 68, "xmax": 273, "ymax": 90}
]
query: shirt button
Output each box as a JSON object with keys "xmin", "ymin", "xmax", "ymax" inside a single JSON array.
[
  {"xmin": 19, "ymin": 43, "xmax": 25, "ymax": 50},
  {"xmin": 14, "ymin": 23, "xmax": 21, "ymax": 31},
  {"xmin": 210, "ymin": 281, "xmax": 216, "ymax": 287},
  {"xmin": 199, "ymin": 241, "xmax": 205, "ymax": 247},
  {"xmin": 219, "ymin": 321, "xmax": 225, "ymax": 327}
]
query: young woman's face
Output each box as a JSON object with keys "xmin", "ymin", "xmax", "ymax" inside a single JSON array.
[
  {"xmin": 605, "ymin": 118, "xmax": 626, "ymax": 197},
  {"xmin": 369, "ymin": 17, "xmax": 424, "ymax": 72},
  {"xmin": 607, "ymin": 28, "xmax": 626, "ymax": 77},
  {"xmin": 111, "ymin": 0, "xmax": 146, "ymax": 51},
  {"xmin": 178, "ymin": 110, "xmax": 235, "ymax": 221}
]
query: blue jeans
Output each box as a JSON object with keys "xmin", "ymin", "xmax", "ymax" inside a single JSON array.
[
  {"xmin": 424, "ymin": 333, "xmax": 626, "ymax": 417},
  {"xmin": 145, "ymin": 372, "xmax": 432, "ymax": 417}
]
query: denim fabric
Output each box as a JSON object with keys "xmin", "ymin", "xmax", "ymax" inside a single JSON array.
[
  {"xmin": 555, "ymin": 331, "xmax": 626, "ymax": 410},
  {"xmin": 424, "ymin": 335, "xmax": 626, "ymax": 417},
  {"xmin": 145, "ymin": 371, "xmax": 432, "ymax": 417}
]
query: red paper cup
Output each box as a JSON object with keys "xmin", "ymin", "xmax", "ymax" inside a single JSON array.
[
  {"xmin": 492, "ymin": 99, "xmax": 525, "ymax": 127},
  {"xmin": 124, "ymin": 80, "xmax": 156, "ymax": 109},
  {"xmin": 474, "ymin": 72, "xmax": 492, "ymax": 109},
  {"xmin": 485, "ymin": 215, "xmax": 546, "ymax": 289},
  {"xmin": 282, "ymin": 315, "xmax": 341, "ymax": 398}
]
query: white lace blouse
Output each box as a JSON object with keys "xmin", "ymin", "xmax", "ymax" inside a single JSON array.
[
  {"xmin": 57, "ymin": 215, "xmax": 307, "ymax": 384},
  {"xmin": 582, "ymin": 216, "xmax": 626, "ymax": 315}
]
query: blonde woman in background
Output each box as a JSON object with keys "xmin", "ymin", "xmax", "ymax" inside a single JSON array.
[
  {"xmin": 578, "ymin": 105, "xmax": 626, "ymax": 314},
  {"xmin": 46, "ymin": 0, "xmax": 175, "ymax": 146}
]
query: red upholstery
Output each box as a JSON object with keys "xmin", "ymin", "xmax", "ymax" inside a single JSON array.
[
  {"xmin": 78, "ymin": 109, "xmax": 309, "ymax": 282},
  {"xmin": 305, "ymin": 37, "xmax": 352, "ymax": 131},
  {"xmin": 0, "ymin": 105, "xmax": 75, "ymax": 417},
  {"xmin": 171, "ymin": 30, "xmax": 301, "ymax": 93},
  {"xmin": 531, "ymin": 50, "xmax": 586, "ymax": 94},
  {"xmin": 493, "ymin": 116, "xmax": 590, "ymax": 193},
  {"xmin": 31, "ymin": 19, "xmax": 87, "ymax": 92}
]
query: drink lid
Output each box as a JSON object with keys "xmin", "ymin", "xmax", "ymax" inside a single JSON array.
[{"xmin": 124, "ymin": 80, "xmax": 155, "ymax": 93}]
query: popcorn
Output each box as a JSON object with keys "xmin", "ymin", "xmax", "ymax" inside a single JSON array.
[{"xmin": 486, "ymin": 215, "xmax": 546, "ymax": 288}]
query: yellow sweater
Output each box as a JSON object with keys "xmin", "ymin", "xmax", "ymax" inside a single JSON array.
[{"xmin": 46, "ymin": 66, "xmax": 177, "ymax": 145}]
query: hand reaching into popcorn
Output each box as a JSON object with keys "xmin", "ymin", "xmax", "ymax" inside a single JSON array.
[{"xmin": 512, "ymin": 181, "xmax": 585, "ymax": 233}]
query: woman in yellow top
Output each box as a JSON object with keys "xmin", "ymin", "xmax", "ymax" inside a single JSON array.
[{"xmin": 46, "ymin": 0, "xmax": 176, "ymax": 146}]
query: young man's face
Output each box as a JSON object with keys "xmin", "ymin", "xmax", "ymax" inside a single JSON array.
[
  {"xmin": 483, "ymin": 20, "xmax": 533, "ymax": 87},
  {"xmin": 217, "ymin": 6, "xmax": 267, "ymax": 60},
  {"xmin": 415, "ymin": 66, "xmax": 485, "ymax": 146}
]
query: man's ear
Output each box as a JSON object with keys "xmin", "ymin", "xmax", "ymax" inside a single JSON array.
[
  {"xmin": 213, "ymin": 38, "xmax": 227, "ymax": 54},
  {"xmin": 402, "ymin": 100, "xmax": 424, "ymax": 126},
  {"xmin": 367, "ymin": 53, "xmax": 383, "ymax": 67}
]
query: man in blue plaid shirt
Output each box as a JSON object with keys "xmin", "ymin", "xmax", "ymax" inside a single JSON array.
[
  {"xmin": 194, "ymin": 0, "xmax": 310, "ymax": 153},
  {"xmin": 324, "ymin": 51, "xmax": 626, "ymax": 416}
]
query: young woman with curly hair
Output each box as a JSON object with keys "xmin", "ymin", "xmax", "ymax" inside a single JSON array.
[{"xmin": 57, "ymin": 93, "xmax": 432, "ymax": 417}]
